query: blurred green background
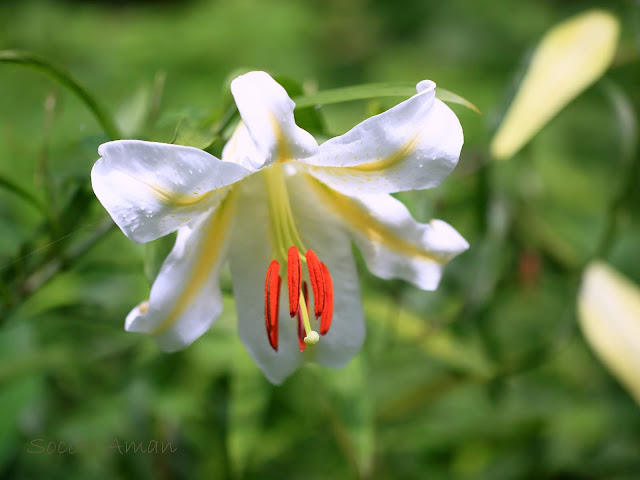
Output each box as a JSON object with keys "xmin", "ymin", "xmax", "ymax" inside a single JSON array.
[{"xmin": 1, "ymin": 0, "xmax": 640, "ymax": 478}]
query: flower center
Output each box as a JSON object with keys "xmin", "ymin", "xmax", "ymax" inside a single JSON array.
[{"xmin": 262, "ymin": 165, "xmax": 334, "ymax": 352}]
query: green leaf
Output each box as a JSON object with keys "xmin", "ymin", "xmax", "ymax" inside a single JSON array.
[
  {"xmin": 172, "ymin": 105, "xmax": 239, "ymax": 151},
  {"xmin": 227, "ymin": 344, "xmax": 271, "ymax": 479},
  {"xmin": 0, "ymin": 50, "xmax": 121, "ymax": 140},
  {"xmin": 116, "ymin": 85, "xmax": 151, "ymax": 138},
  {"xmin": 58, "ymin": 182, "xmax": 97, "ymax": 239},
  {"xmin": 490, "ymin": 10, "xmax": 620, "ymax": 160},
  {"xmin": 293, "ymin": 82, "xmax": 416, "ymax": 108},
  {"xmin": 364, "ymin": 297, "xmax": 494, "ymax": 377},
  {"xmin": 273, "ymin": 75, "xmax": 326, "ymax": 134},
  {"xmin": 0, "ymin": 376, "xmax": 42, "ymax": 469},
  {"xmin": 320, "ymin": 356, "xmax": 375, "ymax": 478},
  {"xmin": 293, "ymin": 81, "xmax": 479, "ymax": 116},
  {"xmin": 172, "ymin": 113, "xmax": 220, "ymax": 150},
  {"xmin": 436, "ymin": 87, "xmax": 482, "ymax": 114},
  {"xmin": 0, "ymin": 173, "xmax": 45, "ymax": 214}
]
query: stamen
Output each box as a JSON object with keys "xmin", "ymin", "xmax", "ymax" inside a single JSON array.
[
  {"xmin": 287, "ymin": 246, "xmax": 301, "ymax": 317},
  {"xmin": 319, "ymin": 262, "xmax": 334, "ymax": 335},
  {"xmin": 297, "ymin": 312, "xmax": 306, "ymax": 352},
  {"xmin": 305, "ymin": 249, "xmax": 325, "ymax": 317},
  {"xmin": 264, "ymin": 260, "xmax": 280, "ymax": 351}
]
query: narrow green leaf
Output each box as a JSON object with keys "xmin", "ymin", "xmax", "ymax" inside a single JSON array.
[
  {"xmin": 293, "ymin": 81, "xmax": 479, "ymax": 117},
  {"xmin": 293, "ymin": 82, "xmax": 416, "ymax": 108},
  {"xmin": 58, "ymin": 183, "xmax": 96, "ymax": 240},
  {"xmin": 436, "ymin": 87, "xmax": 482, "ymax": 114},
  {"xmin": 0, "ymin": 173, "xmax": 45, "ymax": 214},
  {"xmin": 0, "ymin": 50, "xmax": 121, "ymax": 140}
]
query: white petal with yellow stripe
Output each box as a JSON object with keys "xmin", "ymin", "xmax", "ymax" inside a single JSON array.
[
  {"xmin": 230, "ymin": 71, "xmax": 319, "ymax": 165},
  {"xmin": 305, "ymin": 177, "xmax": 468, "ymax": 290},
  {"xmin": 302, "ymin": 80, "xmax": 463, "ymax": 195},
  {"xmin": 92, "ymin": 140, "xmax": 251, "ymax": 243},
  {"xmin": 125, "ymin": 191, "xmax": 237, "ymax": 351}
]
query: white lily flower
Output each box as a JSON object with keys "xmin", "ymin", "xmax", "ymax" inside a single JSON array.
[{"xmin": 91, "ymin": 71, "xmax": 468, "ymax": 384}]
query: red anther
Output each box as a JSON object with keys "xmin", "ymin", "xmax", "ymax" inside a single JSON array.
[
  {"xmin": 297, "ymin": 312, "xmax": 306, "ymax": 352},
  {"xmin": 319, "ymin": 262, "xmax": 333, "ymax": 335},
  {"xmin": 264, "ymin": 260, "xmax": 281, "ymax": 351},
  {"xmin": 287, "ymin": 246, "xmax": 301, "ymax": 317},
  {"xmin": 305, "ymin": 249, "xmax": 325, "ymax": 317}
]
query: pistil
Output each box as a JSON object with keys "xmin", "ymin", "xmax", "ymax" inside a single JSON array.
[{"xmin": 299, "ymin": 292, "xmax": 319, "ymax": 346}]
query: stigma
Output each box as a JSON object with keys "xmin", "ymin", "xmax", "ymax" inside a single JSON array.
[{"xmin": 264, "ymin": 246, "xmax": 334, "ymax": 352}]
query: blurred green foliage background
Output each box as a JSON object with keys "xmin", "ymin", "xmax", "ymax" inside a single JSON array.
[{"xmin": 1, "ymin": 0, "xmax": 640, "ymax": 478}]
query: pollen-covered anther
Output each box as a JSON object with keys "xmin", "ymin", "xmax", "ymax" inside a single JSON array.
[
  {"xmin": 305, "ymin": 249, "xmax": 325, "ymax": 317},
  {"xmin": 319, "ymin": 262, "xmax": 334, "ymax": 335},
  {"xmin": 264, "ymin": 260, "xmax": 281, "ymax": 351},
  {"xmin": 287, "ymin": 246, "xmax": 302, "ymax": 317}
]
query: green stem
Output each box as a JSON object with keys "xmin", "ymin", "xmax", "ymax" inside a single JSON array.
[{"xmin": 0, "ymin": 50, "xmax": 121, "ymax": 140}]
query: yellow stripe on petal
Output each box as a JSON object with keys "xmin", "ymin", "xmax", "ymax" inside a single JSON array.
[
  {"xmin": 306, "ymin": 177, "xmax": 447, "ymax": 263},
  {"xmin": 270, "ymin": 115, "xmax": 293, "ymax": 163},
  {"xmin": 348, "ymin": 134, "xmax": 420, "ymax": 172},
  {"xmin": 149, "ymin": 183, "xmax": 216, "ymax": 208},
  {"xmin": 151, "ymin": 189, "xmax": 236, "ymax": 335},
  {"xmin": 119, "ymin": 168, "xmax": 216, "ymax": 208}
]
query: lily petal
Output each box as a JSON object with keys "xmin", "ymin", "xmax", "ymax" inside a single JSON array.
[
  {"xmin": 221, "ymin": 121, "xmax": 266, "ymax": 171},
  {"xmin": 578, "ymin": 262, "xmax": 640, "ymax": 406},
  {"xmin": 230, "ymin": 71, "xmax": 318, "ymax": 165},
  {"xmin": 92, "ymin": 140, "xmax": 251, "ymax": 243},
  {"xmin": 287, "ymin": 175, "xmax": 365, "ymax": 369},
  {"xmin": 305, "ymin": 177, "xmax": 468, "ymax": 290},
  {"xmin": 126, "ymin": 191, "xmax": 236, "ymax": 351},
  {"xmin": 228, "ymin": 173, "xmax": 302, "ymax": 384},
  {"xmin": 302, "ymin": 81, "xmax": 463, "ymax": 195}
]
